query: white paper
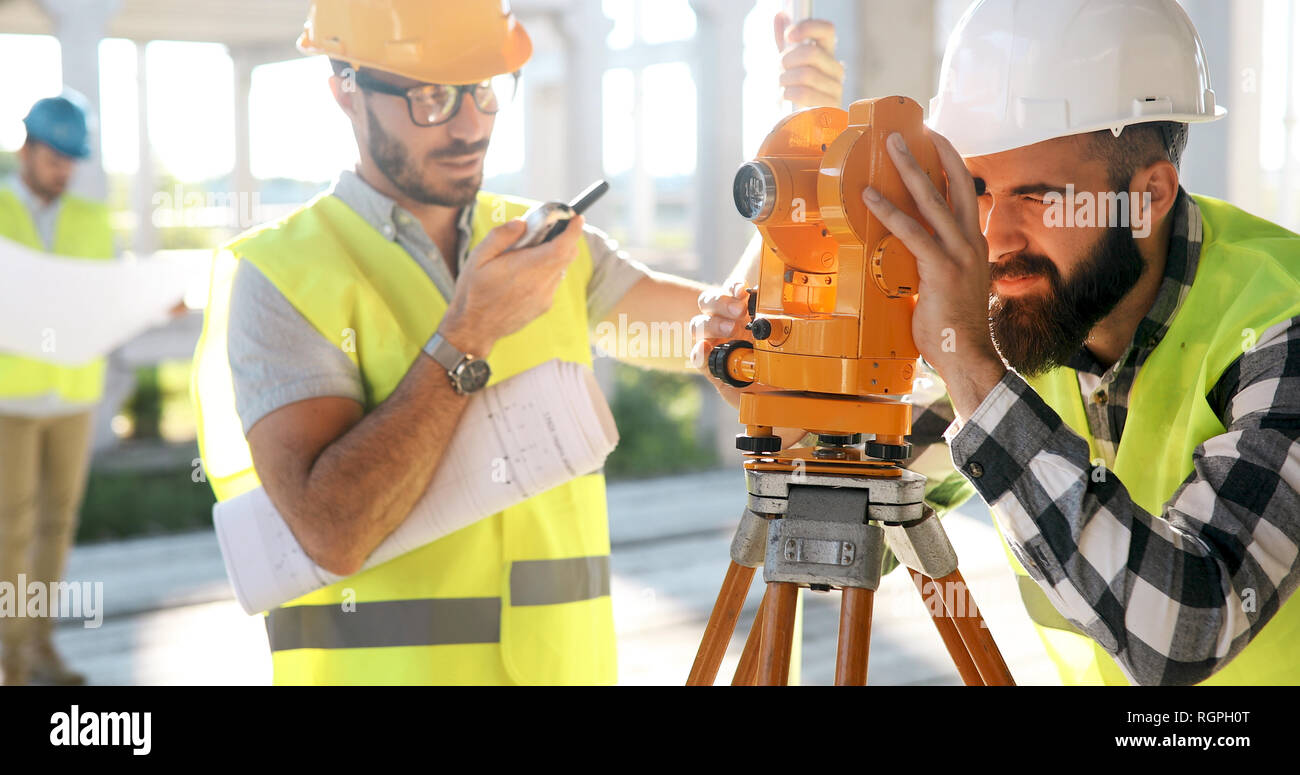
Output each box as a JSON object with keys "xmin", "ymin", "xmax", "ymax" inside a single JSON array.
[
  {"xmin": 0, "ymin": 235, "xmax": 197, "ymax": 364},
  {"xmin": 213, "ymin": 358, "xmax": 620, "ymax": 615}
]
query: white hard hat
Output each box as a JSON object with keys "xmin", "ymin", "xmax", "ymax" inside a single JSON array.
[{"xmin": 927, "ymin": 0, "xmax": 1227, "ymax": 158}]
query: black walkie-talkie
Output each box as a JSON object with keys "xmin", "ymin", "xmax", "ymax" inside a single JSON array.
[{"xmin": 511, "ymin": 180, "xmax": 610, "ymax": 249}]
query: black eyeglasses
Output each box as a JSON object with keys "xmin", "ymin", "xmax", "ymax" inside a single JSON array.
[{"xmin": 352, "ymin": 69, "xmax": 520, "ymax": 127}]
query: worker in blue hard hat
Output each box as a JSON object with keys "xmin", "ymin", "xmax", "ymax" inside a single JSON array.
[
  {"xmin": 15, "ymin": 93, "xmax": 92, "ymax": 199},
  {"xmin": 0, "ymin": 89, "xmax": 115, "ymax": 686}
]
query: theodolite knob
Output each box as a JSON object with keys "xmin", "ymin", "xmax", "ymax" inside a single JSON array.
[
  {"xmin": 866, "ymin": 440, "xmax": 913, "ymax": 461},
  {"xmin": 736, "ymin": 434, "xmax": 782, "ymax": 453},
  {"xmin": 708, "ymin": 340, "xmax": 755, "ymax": 388},
  {"xmin": 817, "ymin": 434, "xmax": 863, "ymax": 447},
  {"xmin": 748, "ymin": 318, "xmax": 773, "ymax": 340}
]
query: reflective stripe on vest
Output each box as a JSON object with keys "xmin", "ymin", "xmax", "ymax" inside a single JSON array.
[
  {"xmin": 0, "ymin": 189, "xmax": 113, "ymax": 403},
  {"xmin": 511, "ymin": 555, "xmax": 611, "ymax": 606},
  {"xmin": 267, "ymin": 556, "xmax": 611, "ymax": 651},
  {"xmin": 1012, "ymin": 193, "xmax": 1300, "ymax": 685},
  {"xmin": 193, "ymin": 190, "xmax": 617, "ymax": 685},
  {"xmin": 269, "ymin": 598, "xmax": 502, "ymax": 651}
]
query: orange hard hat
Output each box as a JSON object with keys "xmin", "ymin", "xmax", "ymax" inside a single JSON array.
[{"xmin": 298, "ymin": 0, "xmax": 533, "ymax": 86}]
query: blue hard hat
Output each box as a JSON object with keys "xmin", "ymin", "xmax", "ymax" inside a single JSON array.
[{"xmin": 22, "ymin": 90, "xmax": 91, "ymax": 160}]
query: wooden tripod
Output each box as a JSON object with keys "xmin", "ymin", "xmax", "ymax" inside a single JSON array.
[{"xmin": 688, "ymin": 560, "xmax": 1014, "ymax": 686}]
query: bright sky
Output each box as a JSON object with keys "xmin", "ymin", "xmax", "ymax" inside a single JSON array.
[{"xmin": 0, "ymin": 0, "xmax": 793, "ymax": 186}]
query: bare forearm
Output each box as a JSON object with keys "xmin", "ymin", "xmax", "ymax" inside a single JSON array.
[
  {"xmin": 284, "ymin": 311, "xmax": 497, "ymax": 575},
  {"xmin": 292, "ymin": 354, "xmax": 473, "ymax": 574},
  {"xmin": 603, "ymin": 273, "xmax": 708, "ymax": 371}
]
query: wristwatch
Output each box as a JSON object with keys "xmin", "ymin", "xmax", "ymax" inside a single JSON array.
[{"xmin": 424, "ymin": 332, "xmax": 491, "ymax": 395}]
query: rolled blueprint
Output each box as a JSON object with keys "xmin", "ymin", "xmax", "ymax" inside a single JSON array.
[{"xmin": 212, "ymin": 358, "xmax": 619, "ymax": 614}]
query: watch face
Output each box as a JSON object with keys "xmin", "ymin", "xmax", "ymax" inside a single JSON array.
[{"xmin": 455, "ymin": 358, "xmax": 492, "ymax": 393}]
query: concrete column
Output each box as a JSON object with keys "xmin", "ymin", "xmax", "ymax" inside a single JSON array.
[
  {"xmin": 837, "ymin": 0, "xmax": 937, "ymax": 106},
  {"xmin": 1176, "ymin": 0, "xmax": 1232, "ymax": 199},
  {"xmin": 1226, "ymin": 0, "xmax": 1265, "ymax": 218},
  {"xmin": 560, "ymin": 2, "xmax": 617, "ymax": 399},
  {"xmin": 630, "ymin": 66, "xmax": 654, "ymax": 247},
  {"xmin": 133, "ymin": 42, "xmax": 156, "ymax": 257},
  {"xmin": 520, "ymin": 16, "xmax": 566, "ymax": 202},
  {"xmin": 523, "ymin": 75, "xmax": 567, "ymax": 201},
  {"xmin": 100, "ymin": 39, "xmax": 142, "ymax": 449},
  {"xmin": 560, "ymin": 1, "xmax": 612, "ymax": 224},
  {"xmin": 691, "ymin": 0, "xmax": 756, "ymax": 463},
  {"xmin": 37, "ymin": 0, "xmax": 122, "ymax": 202},
  {"xmin": 229, "ymin": 47, "xmax": 259, "ymax": 211}
]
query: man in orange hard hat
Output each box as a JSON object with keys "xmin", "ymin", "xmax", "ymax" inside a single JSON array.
[{"xmin": 192, "ymin": 0, "xmax": 847, "ymax": 684}]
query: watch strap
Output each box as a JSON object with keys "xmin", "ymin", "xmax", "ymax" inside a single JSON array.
[{"xmin": 423, "ymin": 332, "xmax": 466, "ymax": 373}]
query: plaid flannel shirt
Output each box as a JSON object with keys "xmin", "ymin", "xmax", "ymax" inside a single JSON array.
[{"xmin": 904, "ymin": 189, "xmax": 1300, "ymax": 685}]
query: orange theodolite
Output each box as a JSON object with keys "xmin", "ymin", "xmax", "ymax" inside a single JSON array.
[{"xmin": 689, "ymin": 96, "xmax": 1015, "ymax": 686}]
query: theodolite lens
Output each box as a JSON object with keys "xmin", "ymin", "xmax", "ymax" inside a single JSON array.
[{"xmin": 733, "ymin": 161, "xmax": 777, "ymax": 222}]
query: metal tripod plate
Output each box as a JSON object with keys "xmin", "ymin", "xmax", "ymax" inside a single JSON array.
[
  {"xmin": 765, "ymin": 517, "xmax": 885, "ymax": 589},
  {"xmin": 752, "ymin": 469, "xmax": 914, "ymax": 589},
  {"xmin": 745, "ymin": 466, "xmax": 927, "ymax": 522}
]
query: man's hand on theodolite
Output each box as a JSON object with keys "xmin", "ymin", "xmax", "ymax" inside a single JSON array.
[
  {"xmin": 692, "ymin": 283, "xmax": 808, "ymax": 449},
  {"xmin": 692, "ymin": 281, "xmax": 754, "ymax": 410},
  {"xmin": 860, "ymin": 129, "xmax": 1009, "ymax": 425}
]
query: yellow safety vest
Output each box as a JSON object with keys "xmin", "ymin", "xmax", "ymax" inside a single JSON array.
[
  {"xmin": 1012, "ymin": 194, "xmax": 1300, "ymax": 685},
  {"xmin": 0, "ymin": 188, "xmax": 114, "ymax": 404},
  {"xmin": 191, "ymin": 191, "xmax": 617, "ymax": 685}
]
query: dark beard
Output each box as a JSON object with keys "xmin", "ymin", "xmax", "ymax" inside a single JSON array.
[
  {"xmin": 365, "ymin": 102, "xmax": 487, "ymax": 207},
  {"xmin": 989, "ymin": 225, "xmax": 1146, "ymax": 377}
]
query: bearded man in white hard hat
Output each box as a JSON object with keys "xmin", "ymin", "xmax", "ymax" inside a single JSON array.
[{"xmin": 697, "ymin": 0, "xmax": 1300, "ymax": 685}]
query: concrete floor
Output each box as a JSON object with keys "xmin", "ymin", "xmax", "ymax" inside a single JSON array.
[{"xmin": 47, "ymin": 468, "xmax": 1060, "ymax": 685}]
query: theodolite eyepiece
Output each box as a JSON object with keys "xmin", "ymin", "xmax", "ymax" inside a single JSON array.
[{"xmin": 734, "ymin": 162, "xmax": 777, "ymax": 222}]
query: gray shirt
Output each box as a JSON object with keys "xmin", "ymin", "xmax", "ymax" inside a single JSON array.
[
  {"xmin": 227, "ymin": 170, "xmax": 653, "ymax": 433},
  {"xmin": 5, "ymin": 174, "xmax": 61, "ymax": 251}
]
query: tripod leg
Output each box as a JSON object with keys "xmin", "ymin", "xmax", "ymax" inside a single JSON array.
[
  {"xmin": 688, "ymin": 561, "xmax": 757, "ymax": 686},
  {"xmin": 834, "ymin": 587, "xmax": 874, "ymax": 686},
  {"xmin": 731, "ymin": 588, "xmax": 768, "ymax": 685},
  {"xmin": 757, "ymin": 582, "xmax": 799, "ymax": 686},
  {"xmin": 934, "ymin": 569, "xmax": 1016, "ymax": 686},
  {"xmin": 911, "ymin": 571, "xmax": 984, "ymax": 686}
]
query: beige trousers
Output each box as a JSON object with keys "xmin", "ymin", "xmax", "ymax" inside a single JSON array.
[{"xmin": 0, "ymin": 411, "xmax": 94, "ymax": 669}]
